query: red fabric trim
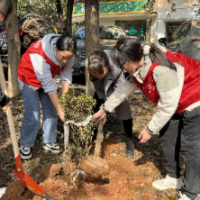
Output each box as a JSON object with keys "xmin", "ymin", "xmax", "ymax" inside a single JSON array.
[
  {"xmin": 0, "ymin": 29, "xmax": 5, "ymax": 33},
  {"xmin": 133, "ymin": 51, "xmax": 200, "ymax": 113},
  {"xmin": 18, "ymin": 40, "xmax": 62, "ymax": 88}
]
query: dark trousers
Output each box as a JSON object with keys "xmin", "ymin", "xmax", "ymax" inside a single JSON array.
[
  {"xmin": 160, "ymin": 106, "xmax": 200, "ymax": 199},
  {"xmin": 93, "ymin": 93, "xmax": 104, "ymax": 115},
  {"xmin": 93, "ymin": 93, "xmax": 133, "ymax": 139}
]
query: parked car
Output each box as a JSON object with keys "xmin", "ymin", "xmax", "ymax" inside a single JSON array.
[
  {"xmin": 0, "ymin": 14, "xmax": 56, "ymax": 79},
  {"xmin": 158, "ymin": 18, "xmax": 200, "ymax": 62},
  {"xmin": 73, "ymin": 26, "xmax": 131, "ymax": 76}
]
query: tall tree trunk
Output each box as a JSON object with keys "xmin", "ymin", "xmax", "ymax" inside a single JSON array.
[
  {"xmin": 56, "ymin": 0, "xmax": 63, "ymax": 15},
  {"xmin": 55, "ymin": 0, "xmax": 64, "ymax": 30},
  {"xmin": 66, "ymin": 0, "xmax": 74, "ymax": 34},
  {"xmin": 146, "ymin": 18, "xmax": 151, "ymax": 42},
  {"xmin": 6, "ymin": 0, "xmax": 20, "ymax": 97},
  {"xmin": 85, "ymin": 0, "xmax": 100, "ymax": 97}
]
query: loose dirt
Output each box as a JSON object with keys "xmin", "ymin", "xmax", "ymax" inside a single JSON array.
[
  {"xmin": 0, "ymin": 84, "xmax": 180, "ymax": 200},
  {"xmin": 1, "ymin": 139, "xmax": 178, "ymax": 200}
]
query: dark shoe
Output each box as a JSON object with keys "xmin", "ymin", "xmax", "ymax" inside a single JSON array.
[
  {"xmin": 126, "ymin": 138, "xmax": 134, "ymax": 157},
  {"xmin": 20, "ymin": 146, "xmax": 32, "ymax": 160}
]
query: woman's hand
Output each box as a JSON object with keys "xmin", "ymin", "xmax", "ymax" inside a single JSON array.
[
  {"xmin": 138, "ymin": 128, "xmax": 152, "ymax": 143},
  {"xmin": 2, "ymin": 101, "xmax": 13, "ymax": 113},
  {"xmin": 49, "ymin": 92, "xmax": 66, "ymax": 122},
  {"xmin": 93, "ymin": 106, "xmax": 107, "ymax": 123},
  {"xmin": 58, "ymin": 109, "xmax": 65, "ymax": 122}
]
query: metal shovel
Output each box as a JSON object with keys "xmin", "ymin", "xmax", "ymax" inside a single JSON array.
[{"xmin": 0, "ymin": 60, "xmax": 53, "ymax": 199}]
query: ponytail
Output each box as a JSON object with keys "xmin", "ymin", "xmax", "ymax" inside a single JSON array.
[{"xmin": 148, "ymin": 44, "xmax": 177, "ymax": 71}]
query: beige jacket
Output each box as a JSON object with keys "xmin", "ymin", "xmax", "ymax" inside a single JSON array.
[{"xmin": 104, "ymin": 45, "xmax": 200, "ymax": 135}]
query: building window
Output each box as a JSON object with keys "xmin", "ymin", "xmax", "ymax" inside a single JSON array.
[
  {"xmin": 166, "ymin": 21, "xmax": 185, "ymax": 42},
  {"xmin": 115, "ymin": 20, "xmax": 146, "ymax": 42}
]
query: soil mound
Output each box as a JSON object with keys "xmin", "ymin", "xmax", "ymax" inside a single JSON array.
[{"xmin": 1, "ymin": 139, "xmax": 177, "ymax": 200}]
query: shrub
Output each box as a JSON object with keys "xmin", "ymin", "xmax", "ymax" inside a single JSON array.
[{"xmin": 60, "ymin": 90, "xmax": 96, "ymax": 160}]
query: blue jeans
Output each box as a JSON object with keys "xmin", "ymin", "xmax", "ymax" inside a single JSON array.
[{"xmin": 18, "ymin": 80, "xmax": 58, "ymax": 147}]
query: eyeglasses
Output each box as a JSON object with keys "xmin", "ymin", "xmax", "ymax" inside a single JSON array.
[
  {"xmin": 120, "ymin": 61, "xmax": 130, "ymax": 69},
  {"xmin": 120, "ymin": 61, "xmax": 126, "ymax": 68}
]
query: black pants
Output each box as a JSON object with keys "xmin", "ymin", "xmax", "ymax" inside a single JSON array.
[
  {"xmin": 93, "ymin": 93, "xmax": 133, "ymax": 139},
  {"xmin": 93, "ymin": 93, "xmax": 104, "ymax": 114},
  {"xmin": 160, "ymin": 106, "xmax": 200, "ymax": 199}
]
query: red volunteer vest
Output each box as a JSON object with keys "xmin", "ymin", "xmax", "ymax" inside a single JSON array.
[
  {"xmin": 18, "ymin": 40, "xmax": 64, "ymax": 87},
  {"xmin": 133, "ymin": 51, "xmax": 200, "ymax": 113}
]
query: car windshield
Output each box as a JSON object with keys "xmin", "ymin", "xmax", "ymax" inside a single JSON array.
[
  {"xmin": 100, "ymin": 26, "xmax": 126, "ymax": 39},
  {"xmin": 74, "ymin": 26, "xmax": 126, "ymax": 40},
  {"xmin": 74, "ymin": 27, "xmax": 85, "ymax": 39}
]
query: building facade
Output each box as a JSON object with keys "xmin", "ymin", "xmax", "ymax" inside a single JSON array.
[
  {"xmin": 64, "ymin": 0, "xmax": 199, "ymax": 43},
  {"xmin": 64, "ymin": 0, "xmax": 151, "ymax": 42},
  {"xmin": 155, "ymin": 0, "xmax": 199, "ymax": 43}
]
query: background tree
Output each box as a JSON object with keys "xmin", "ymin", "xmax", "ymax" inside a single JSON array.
[
  {"xmin": 85, "ymin": 0, "xmax": 100, "ymax": 97},
  {"xmin": 56, "ymin": 0, "xmax": 64, "ymax": 30},
  {"xmin": 6, "ymin": 0, "xmax": 21, "ymax": 97},
  {"xmin": 17, "ymin": 0, "xmax": 67, "ymax": 32},
  {"xmin": 65, "ymin": 0, "xmax": 75, "ymax": 34}
]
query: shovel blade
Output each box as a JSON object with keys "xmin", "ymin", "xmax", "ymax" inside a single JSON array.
[
  {"xmin": 13, "ymin": 169, "xmax": 27, "ymax": 187},
  {"xmin": 13, "ymin": 170, "xmax": 54, "ymax": 199}
]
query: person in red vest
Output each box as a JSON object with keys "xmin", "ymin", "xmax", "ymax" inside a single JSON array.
[
  {"xmin": 93, "ymin": 37, "xmax": 200, "ymax": 200},
  {"xmin": 0, "ymin": 0, "xmax": 13, "ymax": 112},
  {"xmin": 18, "ymin": 33, "xmax": 76, "ymax": 160}
]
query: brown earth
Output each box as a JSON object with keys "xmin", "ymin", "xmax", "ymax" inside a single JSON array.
[
  {"xmin": 1, "ymin": 139, "xmax": 178, "ymax": 200},
  {"xmin": 0, "ymin": 83, "xmax": 181, "ymax": 200}
]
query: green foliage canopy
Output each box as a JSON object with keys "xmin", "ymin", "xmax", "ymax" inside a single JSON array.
[{"xmin": 17, "ymin": 0, "xmax": 66, "ymax": 31}]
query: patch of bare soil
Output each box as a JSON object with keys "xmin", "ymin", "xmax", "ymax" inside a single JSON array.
[
  {"xmin": 0, "ymin": 86, "xmax": 181, "ymax": 200},
  {"xmin": 1, "ymin": 139, "xmax": 178, "ymax": 200}
]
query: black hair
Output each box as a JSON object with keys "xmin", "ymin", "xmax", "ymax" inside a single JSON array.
[
  {"xmin": 56, "ymin": 32, "xmax": 76, "ymax": 54},
  {"xmin": 0, "ymin": 0, "xmax": 13, "ymax": 22},
  {"xmin": 88, "ymin": 50, "xmax": 110, "ymax": 82},
  {"xmin": 112, "ymin": 37, "xmax": 176, "ymax": 71},
  {"xmin": 148, "ymin": 43, "xmax": 176, "ymax": 71}
]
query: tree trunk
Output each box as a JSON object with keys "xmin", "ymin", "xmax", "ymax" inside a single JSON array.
[
  {"xmin": 56, "ymin": 0, "xmax": 63, "ymax": 15},
  {"xmin": 66, "ymin": 0, "xmax": 74, "ymax": 34},
  {"xmin": 146, "ymin": 18, "xmax": 151, "ymax": 42},
  {"xmin": 55, "ymin": 0, "xmax": 64, "ymax": 30},
  {"xmin": 85, "ymin": 0, "xmax": 100, "ymax": 97},
  {"xmin": 6, "ymin": 0, "xmax": 21, "ymax": 97}
]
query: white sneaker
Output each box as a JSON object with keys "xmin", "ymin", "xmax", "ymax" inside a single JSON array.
[
  {"xmin": 152, "ymin": 174, "xmax": 183, "ymax": 190},
  {"xmin": 178, "ymin": 192, "xmax": 199, "ymax": 200},
  {"xmin": 20, "ymin": 146, "xmax": 32, "ymax": 160},
  {"xmin": 43, "ymin": 143, "xmax": 61, "ymax": 154}
]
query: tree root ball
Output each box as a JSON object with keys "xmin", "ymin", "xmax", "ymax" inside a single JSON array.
[{"xmin": 79, "ymin": 156, "xmax": 109, "ymax": 176}]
